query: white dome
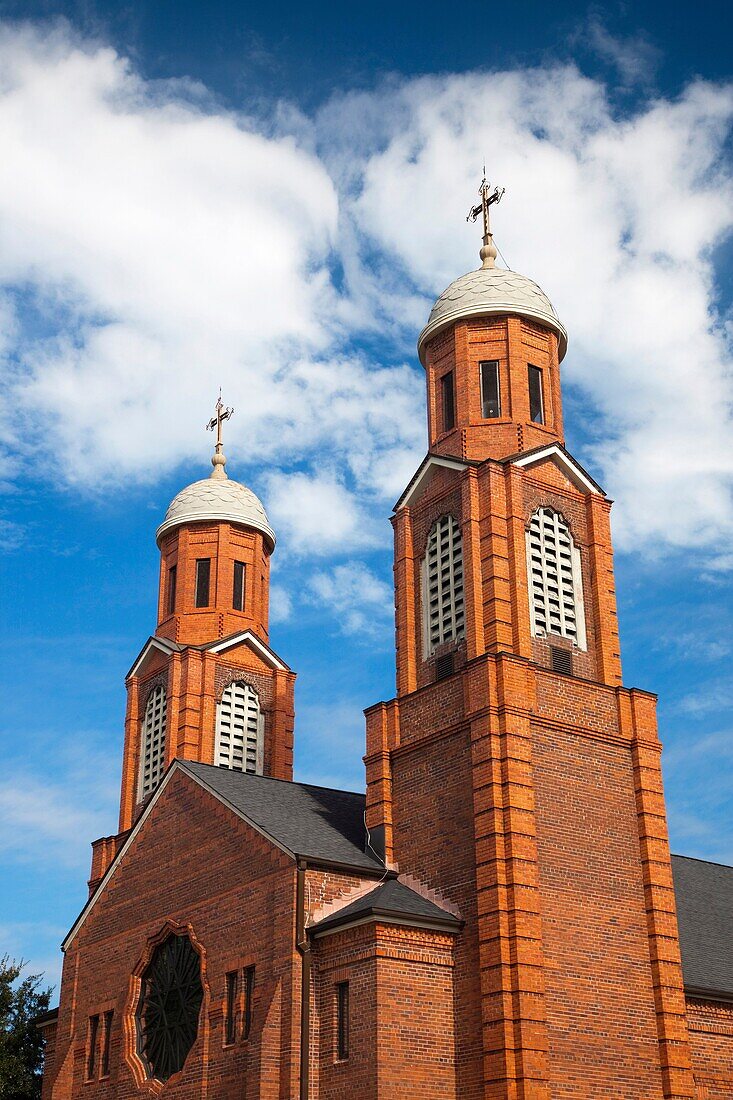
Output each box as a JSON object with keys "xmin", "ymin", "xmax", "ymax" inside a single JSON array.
[
  {"xmin": 156, "ymin": 476, "xmax": 275, "ymax": 550},
  {"xmin": 418, "ymin": 266, "xmax": 567, "ymax": 364}
]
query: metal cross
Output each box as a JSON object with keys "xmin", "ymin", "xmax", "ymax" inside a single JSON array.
[
  {"xmin": 206, "ymin": 391, "xmax": 234, "ymax": 451},
  {"xmin": 467, "ymin": 174, "xmax": 505, "ymax": 244}
]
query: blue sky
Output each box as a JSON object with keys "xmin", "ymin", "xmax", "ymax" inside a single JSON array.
[{"xmin": 0, "ymin": 0, "xmax": 731, "ymax": 993}]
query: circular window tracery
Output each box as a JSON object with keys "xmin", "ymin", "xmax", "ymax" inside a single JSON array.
[{"xmin": 136, "ymin": 932, "xmax": 203, "ymax": 1082}]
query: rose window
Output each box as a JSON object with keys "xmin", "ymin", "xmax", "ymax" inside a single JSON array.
[{"xmin": 136, "ymin": 932, "xmax": 203, "ymax": 1081}]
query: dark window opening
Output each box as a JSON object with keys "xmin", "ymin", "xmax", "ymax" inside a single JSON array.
[
  {"xmin": 101, "ymin": 1011, "xmax": 113, "ymax": 1077},
  {"xmin": 167, "ymin": 565, "xmax": 177, "ymax": 616},
  {"xmin": 435, "ymin": 652, "xmax": 455, "ymax": 681},
  {"xmin": 243, "ymin": 966, "xmax": 255, "ymax": 1040},
  {"xmin": 233, "ymin": 561, "xmax": 246, "ymax": 612},
  {"xmin": 336, "ymin": 981, "xmax": 349, "ymax": 1060},
  {"xmin": 136, "ymin": 932, "xmax": 203, "ymax": 1082},
  {"xmin": 87, "ymin": 1015, "xmax": 99, "ymax": 1080},
  {"xmin": 528, "ymin": 365, "xmax": 544, "ymax": 424},
  {"xmin": 224, "ymin": 971, "xmax": 238, "ymax": 1045},
  {"xmin": 550, "ymin": 646, "xmax": 573, "ymax": 676},
  {"xmin": 480, "ymin": 360, "xmax": 501, "ymax": 418},
  {"xmin": 195, "ymin": 559, "xmax": 211, "ymax": 608},
  {"xmin": 441, "ymin": 372, "xmax": 455, "ymax": 433}
]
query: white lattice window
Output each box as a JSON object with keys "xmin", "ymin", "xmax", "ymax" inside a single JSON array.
[
  {"xmin": 215, "ymin": 681, "xmax": 264, "ymax": 774},
  {"xmin": 138, "ymin": 684, "xmax": 167, "ymax": 801},
  {"xmin": 526, "ymin": 507, "xmax": 587, "ymax": 650},
  {"xmin": 423, "ymin": 515, "xmax": 465, "ymax": 653}
]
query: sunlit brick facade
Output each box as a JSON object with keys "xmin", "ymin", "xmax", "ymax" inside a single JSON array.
[{"xmin": 40, "ymin": 208, "xmax": 733, "ymax": 1099}]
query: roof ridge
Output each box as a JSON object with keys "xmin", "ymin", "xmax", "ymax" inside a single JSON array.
[
  {"xmin": 183, "ymin": 760, "xmax": 366, "ymax": 799},
  {"xmin": 672, "ymin": 852, "xmax": 733, "ymax": 871}
]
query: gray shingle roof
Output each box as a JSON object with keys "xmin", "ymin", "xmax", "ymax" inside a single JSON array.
[
  {"xmin": 309, "ymin": 877, "xmax": 462, "ymax": 935},
  {"xmin": 672, "ymin": 854, "xmax": 733, "ymax": 998},
  {"xmin": 181, "ymin": 761, "xmax": 383, "ymax": 872}
]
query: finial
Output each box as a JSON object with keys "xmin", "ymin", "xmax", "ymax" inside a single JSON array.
[
  {"xmin": 205, "ymin": 390, "xmax": 234, "ymax": 480},
  {"xmin": 467, "ymin": 173, "xmax": 505, "ymax": 269}
]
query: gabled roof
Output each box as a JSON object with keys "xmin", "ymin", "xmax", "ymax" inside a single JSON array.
[
  {"xmin": 182, "ymin": 762, "xmax": 381, "ymax": 870},
  {"xmin": 63, "ymin": 761, "xmax": 383, "ymax": 950},
  {"xmin": 672, "ymin": 854, "xmax": 733, "ymax": 999},
  {"xmin": 127, "ymin": 630, "xmax": 289, "ymax": 678},
  {"xmin": 127, "ymin": 635, "xmax": 182, "ymax": 677},
  {"xmin": 394, "ymin": 453, "xmax": 473, "ymax": 511},
  {"xmin": 309, "ymin": 878, "xmax": 463, "ymax": 937},
  {"xmin": 507, "ymin": 442, "xmax": 606, "ymax": 495}
]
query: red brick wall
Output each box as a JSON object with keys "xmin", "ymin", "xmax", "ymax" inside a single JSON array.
[
  {"xmin": 157, "ymin": 521, "xmax": 271, "ymax": 646},
  {"xmin": 686, "ymin": 998, "xmax": 733, "ymax": 1098},
  {"xmin": 46, "ymin": 771, "xmax": 300, "ymax": 1100},
  {"xmin": 388, "ymin": 727, "xmax": 484, "ymax": 1098},
  {"xmin": 312, "ymin": 922, "xmax": 457, "ymax": 1100},
  {"xmin": 533, "ymin": 722, "xmax": 665, "ymax": 1096},
  {"xmin": 423, "ymin": 316, "xmax": 563, "ymax": 461}
]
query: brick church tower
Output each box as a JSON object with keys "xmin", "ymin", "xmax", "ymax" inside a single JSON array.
[
  {"xmin": 364, "ymin": 180, "xmax": 698, "ymax": 1098},
  {"xmin": 40, "ymin": 181, "xmax": 732, "ymax": 1100}
]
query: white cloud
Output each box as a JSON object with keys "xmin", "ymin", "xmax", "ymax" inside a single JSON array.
[
  {"xmin": 269, "ymin": 583, "xmax": 293, "ymax": 623},
  {"xmin": 0, "ymin": 771, "xmax": 113, "ymax": 870},
  {"xmin": 0, "ymin": 26, "xmax": 731, "ymax": 563},
  {"xmin": 306, "ymin": 560, "xmax": 393, "ymax": 637},
  {"xmin": 265, "ymin": 471, "xmax": 380, "ymax": 555},
  {"xmin": 584, "ymin": 18, "xmax": 661, "ymax": 86}
]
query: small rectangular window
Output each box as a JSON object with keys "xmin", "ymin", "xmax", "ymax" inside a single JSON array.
[
  {"xmin": 167, "ymin": 565, "xmax": 177, "ymax": 615},
  {"xmin": 441, "ymin": 371, "xmax": 455, "ymax": 433},
  {"xmin": 101, "ymin": 1010, "xmax": 113, "ymax": 1077},
  {"xmin": 232, "ymin": 561, "xmax": 246, "ymax": 612},
  {"xmin": 224, "ymin": 971, "xmax": 238, "ymax": 1045},
  {"xmin": 86, "ymin": 1014, "xmax": 99, "ymax": 1080},
  {"xmin": 480, "ymin": 360, "xmax": 501, "ymax": 418},
  {"xmin": 528, "ymin": 365, "xmax": 544, "ymax": 424},
  {"xmin": 336, "ymin": 981, "xmax": 349, "ymax": 1060},
  {"xmin": 195, "ymin": 558, "xmax": 211, "ymax": 608},
  {"xmin": 243, "ymin": 966, "xmax": 255, "ymax": 1040}
]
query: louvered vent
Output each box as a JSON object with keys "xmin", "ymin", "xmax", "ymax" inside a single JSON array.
[
  {"xmin": 550, "ymin": 646, "xmax": 573, "ymax": 676},
  {"xmin": 526, "ymin": 507, "xmax": 587, "ymax": 650},
  {"xmin": 435, "ymin": 652, "xmax": 455, "ymax": 681},
  {"xmin": 425, "ymin": 515, "xmax": 465, "ymax": 652},
  {"xmin": 139, "ymin": 684, "xmax": 167, "ymax": 800},
  {"xmin": 215, "ymin": 681, "xmax": 264, "ymax": 775}
]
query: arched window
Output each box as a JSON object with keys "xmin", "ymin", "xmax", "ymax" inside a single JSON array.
[
  {"xmin": 526, "ymin": 507, "xmax": 586, "ymax": 649},
  {"xmin": 138, "ymin": 684, "xmax": 167, "ymax": 801},
  {"xmin": 423, "ymin": 515, "xmax": 465, "ymax": 653},
  {"xmin": 215, "ymin": 681, "xmax": 264, "ymax": 774}
]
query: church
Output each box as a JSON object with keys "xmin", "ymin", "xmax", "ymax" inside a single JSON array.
[{"xmin": 39, "ymin": 182, "xmax": 733, "ymax": 1099}]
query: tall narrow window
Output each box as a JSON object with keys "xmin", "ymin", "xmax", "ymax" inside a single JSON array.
[
  {"xmin": 336, "ymin": 982, "xmax": 349, "ymax": 1060},
  {"xmin": 526, "ymin": 507, "xmax": 587, "ymax": 650},
  {"xmin": 423, "ymin": 515, "xmax": 465, "ymax": 652},
  {"xmin": 528, "ymin": 365, "xmax": 544, "ymax": 424},
  {"xmin": 215, "ymin": 681, "xmax": 263, "ymax": 774},
  {"xmin": 441, "ymin": 371, "xmax": 455, "ymax": 433},
  {"xmin": 232, "ymin": 561, "xmax": 245, "ymax": 612},
  {"xmin": 480, "ymin": 360, "xmax": 501, "ymax": 418},
  {"xmin": 167, "ymin": 565, "xmax": 177, "ymax": 615},
  {"xmin": 86, "ymin": 1015, "xmax": 99, "ymax": 1080},
  {"xmin": 224, "ymin": 971, "xmax": 238, "ymax": 1045},
  {"xmin": 243, "ymin": 966, "xmax": 255, "ymax": 1040},
  {"xmin": 138, "ymin": 684, "xmax": 168, "ymax": 800},
  {"xmin": 195, "ymin": 558, "xmax": 211, "ymax": 608},
  {"xmin": 101, "ymin": 1011, "xmax": 113, "ymax": 1077}
]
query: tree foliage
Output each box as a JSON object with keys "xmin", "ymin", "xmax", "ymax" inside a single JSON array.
[{"xmin": 0, "ymin": 957, "xmax": 52, "ymax": 1100}]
